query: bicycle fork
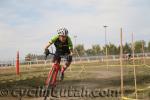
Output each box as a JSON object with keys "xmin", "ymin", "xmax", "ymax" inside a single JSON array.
[{"xmin": 45, "ymin": 64, "xmax": 61, "ymax": 86}]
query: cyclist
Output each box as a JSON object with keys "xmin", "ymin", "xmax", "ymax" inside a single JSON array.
[
  {"xmin": 127, "ymin": 52, "xmax": 132, "ymax": 60},
  {"xmin": 124, "ymin": 51, "xmax": 132, "ymax": 64},
  {"xmin": 44, "ymin": 27, "xmax": 73, "ymax": 80}
]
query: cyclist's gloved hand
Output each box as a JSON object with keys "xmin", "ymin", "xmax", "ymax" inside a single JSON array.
[{"xmin": 44, "ymin": 48, "xmax": 50, "ymax": 56}]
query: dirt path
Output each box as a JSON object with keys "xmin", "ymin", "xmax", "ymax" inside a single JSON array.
[
  {"xmin": 0, "ymin": 69, "xmax": 121, "ymax": 100},
  {"xmin": 0, "ymin": 64, "xmax": 150, "ymax": 100}
]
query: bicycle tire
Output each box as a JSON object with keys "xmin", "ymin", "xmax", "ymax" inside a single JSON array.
[
  {"xmin": 44, "ymin": 64, "xmax": 60, "ymax": 100},
  {"xmin": 44, "ymin": 67, "xmax": 55, "ymax": 100}
]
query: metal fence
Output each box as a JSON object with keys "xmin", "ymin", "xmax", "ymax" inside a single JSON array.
[{"xmin": 0, "ymin": 52, "xmax": 150, "ymax": 67}]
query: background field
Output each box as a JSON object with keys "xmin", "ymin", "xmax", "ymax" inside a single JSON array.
[{"xmin": 0, "ymin": 58, "xmax": 150, "ymax": 100}]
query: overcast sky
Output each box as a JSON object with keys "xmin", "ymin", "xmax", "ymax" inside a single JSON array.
[{"xmin": 0, "ymin": 0, "xmax": 150, "ymax": 61}]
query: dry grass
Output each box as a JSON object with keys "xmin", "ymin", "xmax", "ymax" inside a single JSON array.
[{"xmin": 0, "ymin": 58, "xmax": 150, "ymax": 100}]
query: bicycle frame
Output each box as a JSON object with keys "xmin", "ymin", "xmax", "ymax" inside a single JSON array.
[
  {"xmin": 44, "ymin": 52, "xmax": 63, "ymax": 100},
  {"xmin": 45, "ymin": 63, "xmax": 61, "ymax": 86}
]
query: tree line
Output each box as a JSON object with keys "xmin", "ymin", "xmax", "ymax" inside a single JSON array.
[
  {"xmin": 74, "ymin": 40, "xmax": 150, "ymax": 56},
  {"xmin": 25, "ymin": 40, "xmax": 150, "ymax": 61}
]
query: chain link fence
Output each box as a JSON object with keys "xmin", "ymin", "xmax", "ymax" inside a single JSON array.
[{"xmin": 0, "ymin": 52, "xmax": 150, "ymax": 67}]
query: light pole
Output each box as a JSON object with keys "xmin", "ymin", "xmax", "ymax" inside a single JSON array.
[
  {"xmin": 104, "ymin": 25, "xmax": 108, "ymax": 45},
  {"xmin": 141, "ymin": 40, "xmax": 146, "ymax": 65},
  {"xmin": 74, "ymin": 35, "xmax": 77, "ymax": 47},
  {"xmin": 103, "ymin": 25, "xmax": 109, "ymax": 70},
  {"xmin": 73, "ymin": 35, "xmax": 77, "ymax": 64}
]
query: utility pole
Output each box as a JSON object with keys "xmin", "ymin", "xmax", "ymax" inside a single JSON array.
[{"xmin": 103, "ymin": 25, "xmax": 109, "ymax": 70}]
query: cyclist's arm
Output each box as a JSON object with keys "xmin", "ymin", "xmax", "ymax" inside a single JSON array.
[
  {"xmin": 45, "ymin": 42, "xmax": 52, "ymax": 49},
  {"xmin": 45, "ymin": 34, "xmax": 59, "ymax": 49},
  {"xmin": 68, "ymin": 36, "xmax": 73, "ymax": 55}
]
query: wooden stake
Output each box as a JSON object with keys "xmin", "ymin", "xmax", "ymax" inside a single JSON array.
[
  {"xmin": 120, "ymin": 28, "xmax": 124, "ymax": 99},
  {"xmin": 16, "ymin": 51, "xmax": 20, "ymax": 75},
  {"xmin": 141, "ymin": 41, "xmax": 146, "ymax": 65},
  {"xmin": 132, "ymin": 33, "xmax": 138, "ymax": 99}
]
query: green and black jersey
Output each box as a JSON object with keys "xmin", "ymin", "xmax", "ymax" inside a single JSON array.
[{"xmin": 49, "ymin": 34, "xmax": 73, "ymax": 55}]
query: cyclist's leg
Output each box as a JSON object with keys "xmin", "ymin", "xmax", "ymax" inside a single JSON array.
[
  {"xmin": 52, "ymin": 55, "xmax": 61, "ymax": 66},
  {"xmin": 61, "ymin": 56, "xmax": 72, "ymax": 80},
  {"xmin": 52, "ymin": 55, "xmax": 61, "ymax": 84},
  {"xmin": 61, "ymin": 56, "xmax": 72, "ymax": 72}
]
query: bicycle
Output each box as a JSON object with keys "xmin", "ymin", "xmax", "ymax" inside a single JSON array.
[{"xmin": 44, "ymin": 51, "xmax": 68, "ymax": 100}]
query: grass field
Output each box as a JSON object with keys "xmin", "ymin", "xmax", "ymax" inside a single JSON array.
[{"xmin": 0, "ymin": 59, "xmax": 150, "ymax": 100}]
